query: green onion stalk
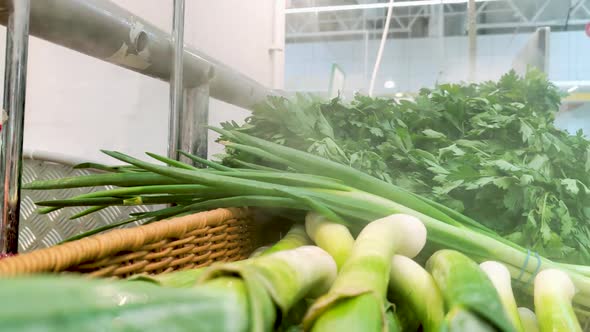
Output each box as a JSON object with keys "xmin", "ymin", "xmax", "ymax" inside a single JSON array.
[
  {"xmin": 22, "ymin": 129, "xmax": 590, "ymax": 313},
  {"xmin": 534, "ymin": 269, "xmax": 582, "ymax": 332},
  {"xmin": 0, "ymin": 245, "xmax": 336, "ymax": 332},
  {"xmin": 479, "ymin": 261, "xmax": 524, "ymax": 332},
  {"xmin": 0, "ymin": 275, "xmax": 250, "ymax": 331},
  {"xmin": 133, "ymin": 222, "xmax": 313, "ymax": 288},
  {"xmin": 388, "ymin": 254, "xmax": 445, "ymax": 332},
  {"xmin": 302, "ymin": 214, "xmax": 427, "ymax": 331},
  {"xmin": 426, "ymin": 250, "xmax": 517, "ymax": 332},
  {"xmin": 304, "ymin": 212, "xmax": 354, "ymax": 270}
]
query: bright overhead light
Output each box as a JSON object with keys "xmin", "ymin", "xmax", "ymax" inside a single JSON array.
[
  {"xmin": 567, "ymin": 85, "xmax": 579, "ymax": 93},
  {"xmin": 384, "ymin": 80, "xmax": 396, "ymax": 89},
  {"xmin": 286, "ymin": 0, "xmax": 497, "ymax": 14}
]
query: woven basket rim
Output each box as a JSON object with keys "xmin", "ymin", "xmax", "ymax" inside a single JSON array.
[{"xmin": 0, "ymin": 207, "xmax": 250, "ymax": 277}]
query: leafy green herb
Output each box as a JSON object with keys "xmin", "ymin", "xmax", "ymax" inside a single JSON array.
[{"xmin": 221, "ymin": 69, "xmax": 590, "ymax": 264}]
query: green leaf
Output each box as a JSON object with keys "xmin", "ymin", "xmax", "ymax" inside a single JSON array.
[
  {"xmin": 490, "ymin": 160, "xmax": 520, "ymax": 172},
  {"xmin": 439, "ymin": 144, "xmax": 465, "ymax": 157},
  {"xmin": 561, "ymin": 179, "xmax": 579, "ymax": 195},
  {"xmin": 519, "ymin": 120, "xmax": 534, "ymax": 143},
  {"xmin": 434, "ymin": 180, "xmax": 464, "ymax": 195},
  {"xmin": 422, "ymin": 129, "xmax": 447, "ymax": 139},
  {"xmin": 464, "ymin": 177, "xmax": 496, "ymax": 190},
  {"xmin": 369, "ymin": 127, "xmax": 384, "ymax": 137},
  {"xmin": 492, "ymin": 177, "xmax": 512, "ymax": 190},
  {"xmin": 520, "ymin": 174, "xmax": 534, "ymax": 185}
]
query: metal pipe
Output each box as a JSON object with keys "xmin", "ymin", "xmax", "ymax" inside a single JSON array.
[
  {"xmin": 168, "ymin": 0, "xmax": 185, "ymax": 161},
  {"xmin": 467, "ymin": 0, "xmax": 477, "ymax": 83},
  {"xmin": 181, "ymin": 84, "xmax": 210, "ymax": 162},
  {"xmin": 0, "ymin": 0, "xmax": 279, "ymax": 109},
  {"xmin": 0, "ymin": 0, "xmax": 30, "ymax": 254}
]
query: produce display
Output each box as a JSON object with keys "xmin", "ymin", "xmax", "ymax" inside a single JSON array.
[
  {"xmin": 219, "ymin": 69, "xmax": 590, "ymax": 265},
  {"xmin": 7, "ymin": 70, "xmax": 590, "ymax": 331},
  {"xmin": 1, "ymin": 214, "xmax": 580, "ymax": 331}
]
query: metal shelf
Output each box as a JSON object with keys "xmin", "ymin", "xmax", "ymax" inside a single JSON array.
[{"xmin": 0, "ymin": 0, "xmax": 284, "ymax": 254}]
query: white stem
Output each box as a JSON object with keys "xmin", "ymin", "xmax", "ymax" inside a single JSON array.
[
  {"xmin": 383, "ymin": 214, "xmax": 427, "ymax": 258},
  {"xmin": 517, "ymin": 307, "xmax": 539, "ymax": 332},
  {"xmin": 534, "ymin": 269, "xmax": 582, "ymax": 332},
  {"xmin": 368, "ymin": 0, "xmax": 394, "ymax": 97},
  {"xmin": 480, "ymin": 261, "xmax": 524, "ymax": 332},
  {"xmin": 305, "ymin": 212, "xmax": 355, "ymax": 269}
]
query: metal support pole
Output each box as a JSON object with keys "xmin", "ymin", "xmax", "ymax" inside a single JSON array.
[
  {"xmin": 168, "ymin": 0, "xmax": 185, "ymax": 161},
  {"xmin": 0, "ymin": 0, "xmax": 280, "ymax": 111},
  {"xmin": 0, "ymin": 0, "xmax": 30, "ymax": 254},
  {"xmin": 180, "ymin": 84, "xmax": 210, "ymax": 163},
  {"xmin": 467, "ymin": 0, "xmax": 477, "ymax": 83}
]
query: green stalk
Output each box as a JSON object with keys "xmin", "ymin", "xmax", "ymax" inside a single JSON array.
[
  {"xmin": 222, "ymin": 141, "xmax": 299, "ymax": 169},
  {"xmin": 441, "ymin": 307, "xmax": 497, "ymax": 332},
  {"xmin": 229, "ymin": 159, "xmax": 282, "ymax": 172},
  {"xmin": 36, "ymin": 194, "xmax": 198, "ymax": 207},
  {"xmin": 304, "ymin": 212, "xmax": 354, "ymax": 270},
  {"xmin": 23, "ymin": 172, "xmax": 180, "ymax": 189},
  {"xmin": 209, "ymin": 170, "xmax": 350, "ymax": 191},
  {"xmin": 69, "ymin": 206, "xmax": 107, "ymax": 220},
  {"xmin": 534, "ymin": 269, "xmax": 582, "ymax": 332},
  {"xmin": 146, "ymin": 152, "xmax": 199, "ymax": 170},
  {"xmin": 179, "ymin": 151, "xmax": 233, "ymax": 171},
  {"xmin": 426, "ymin": 250, "xmax": 517, "ymax": 332},
  {"xmin": 388, "ymin": 255, "xmax": 445, "ymax": 332},
  {"xmin": 0, "ymin": 275, "xmax": 251, "ymax": 332},
  {"xmin": 517, "ymin": 308, "xmax": 539, "ymax": 332},
  {"xmin": 219, "ymin": 130, "xmax": 469, "ymax": 227},
  {"xmin": 36, "ymin": 197, "xmax": 123, "ymax": 207},
  {"xmin": 198, "ymin": 246, "xmax": 337, "ymax": 331},
  {"xmin": 136, "ymin": 224, "xmax": 312, "ymax": 287},
  {"xmin": 480, "ymin": 261, "xmax": 524, "ymax": 332},
  {"xmin": 71, "ymin": 184, "xmax": 216, "ymax": 199},
  {"xmin": 303, "ymin": 214, "xmax": 427, "ymax": 332},
  {"xmin": 223, "ymin": 130, "xmax": 530, "ymax": 252},
  {"xmin": 260, "ymin": 223, "xmax": 312, "ymax": 256}
]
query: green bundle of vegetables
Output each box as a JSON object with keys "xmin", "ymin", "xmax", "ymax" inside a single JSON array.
[
  {"xmin": 2, "ymin": 214, "xmax": 583, "ymax": 331},
  {"xmin": 15, "ymin": 70, "xmax": 590, "ymax": 329},
  {"xmin": 20, "ymin": 129, "xmax": 590, "ymax": 317},
  {"xmin": 219, "ymin": 69, "xmax": 590, "ymax": 264}
]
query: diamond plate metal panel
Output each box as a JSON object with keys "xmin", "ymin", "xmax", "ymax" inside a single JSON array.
[{"xmin": 19, "ymin": 160, "xmax": 153, "ymax": 253}]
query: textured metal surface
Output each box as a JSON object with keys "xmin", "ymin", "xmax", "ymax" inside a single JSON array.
[{"xmin": 18, "ymin": 160, "xmax": 152, "ymax": 253}]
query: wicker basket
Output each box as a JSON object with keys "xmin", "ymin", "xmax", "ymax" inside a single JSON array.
[{"xmin": 0, "ymin": 208, "xmax": 255, "ymax": 278}]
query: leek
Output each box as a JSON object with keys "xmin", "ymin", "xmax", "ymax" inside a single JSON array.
[
  {"xmin": 534, "ymin": 269, "xmax": 582, "ymax": 332},
  {"xmin": 388, "ymin": 254, "xmax": 445, "ymax": 332},
  {"xmin": 517, "ymin": 307, "xmax": 539, "ymax": 332},
  {"xmin": 303, "ymin": 214, "xmax": 427, "ymax": 331},
  {"xmin": 427, "ymin": 250, "xmax": 517, "ymax": 332},
  {"xmin": 305, "ymin": 212, "xmax": 354, "ymax": 269},
  {"xmin": 480, "ymin": 261, "xmax": 524, "ymax": 332},
  {"xmin": 0, "ymin": 275, "xmax": 250, "ymax": 332}
]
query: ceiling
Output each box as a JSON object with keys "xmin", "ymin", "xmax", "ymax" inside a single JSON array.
[{"xmin": 285, "ymin": 0, "xmax": 590, "ymax": 42}]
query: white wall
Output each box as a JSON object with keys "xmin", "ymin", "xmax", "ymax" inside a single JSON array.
[
  {"xmin": 285, "ymin": 30, "xmax": 590, "ymax": 96},
  {"xmin": 0, "ymin": 0, "xmax": 283, "ymax": 164}
]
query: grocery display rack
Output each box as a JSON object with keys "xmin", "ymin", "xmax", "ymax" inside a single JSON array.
[{"xmin": 0, "ymin": 0, "xmax": 282, "ymax": 254}]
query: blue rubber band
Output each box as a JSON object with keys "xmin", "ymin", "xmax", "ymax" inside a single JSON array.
[
  {"xmin": 516, "ymin": 249, "xmax": 531, "ymax": 282},
  {"xmin": 525, "ymin": 252, "xmax": 542, "ymax": 286}
]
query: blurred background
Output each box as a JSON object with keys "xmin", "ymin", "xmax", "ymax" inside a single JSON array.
[
  {"xmin": 0, "ymin": 0, "xmax": 588, "ymax": 160},
  {"xmin": 284, "ymin": 0, "xmax": 590, "ymax": 133}
]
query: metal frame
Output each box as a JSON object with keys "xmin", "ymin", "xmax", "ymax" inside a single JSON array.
[
  {"xmin": 0, "ymin": 0, "xmax": 29, "ymax": 254},
  {"xmin": 0, "ymin": 0, "xmax": 281, "ymax": 253}
]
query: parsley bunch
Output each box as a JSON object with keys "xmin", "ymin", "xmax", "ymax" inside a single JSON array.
[{"xmin": 221, "ymin": 70, "xmax": 590, "ymax": 264}]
